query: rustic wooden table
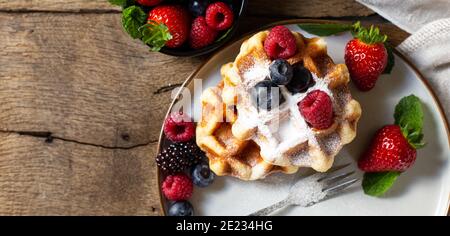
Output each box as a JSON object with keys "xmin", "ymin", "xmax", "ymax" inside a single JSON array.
[{"xmin": 0, "ymin": 0, "xmax": 409, "ymax": 215}]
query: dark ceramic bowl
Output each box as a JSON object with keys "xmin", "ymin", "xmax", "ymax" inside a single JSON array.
[{"xmin": 159, "ymin": 0, "xmax": 247, "ymax": 57}]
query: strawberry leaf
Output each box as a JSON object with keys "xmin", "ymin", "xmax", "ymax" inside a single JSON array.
[
  {"xmin": 122, "ymin": 5, "xmax": 147, "ymax": 39},
  {"xmin": 394, "ymin": 95, "xmax": 425, "ymax": 149},
  {"xmin": 354, "ymin": 24, "xmax": 387, "ymax": 44},
  {"xmin": 383, "ymin": 42, "xmax": 395, "ymax": 74},
  {"xmin": 140, "ymin": 22, "xmax": 173, "ymax": 52},
  {"xmin": 298, "ymin": 23, "xmax": 354, "ymax": 36},
  {"xmin": 363, "ymin": 172, "xmax": 401, "ymax": 197}
]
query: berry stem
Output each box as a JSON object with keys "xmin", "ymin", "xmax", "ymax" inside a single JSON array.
[{"xmin": 352, "ymin": 21, "xmax": 387, "ymax": 44}]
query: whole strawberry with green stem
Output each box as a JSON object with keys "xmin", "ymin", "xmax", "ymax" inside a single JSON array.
[
  {"xmin": 345, "ymin": 24, "xmax": 388, "ymax": 91},
  {"xmin": 147, "ymin": 5, "xmax": 191, "ymax": 49},
  {"xmin": 298, "ymin": 21, "xmax": 395, "ymax": 91},
  {"xmin": 359, "ymin": 95, "xmax": 425, "ymax": 197},
  {"xmin": 119, "ymin": 5, "xmax": 187, "ymax": 51}
]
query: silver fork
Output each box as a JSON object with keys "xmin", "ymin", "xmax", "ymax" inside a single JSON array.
[{"xmin": 248, "ymin": 164, "xmax": 358, "ymax": 216}]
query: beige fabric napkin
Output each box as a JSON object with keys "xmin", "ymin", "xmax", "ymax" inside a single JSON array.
[{"xmin": 357, "ymin": 0, "xmax": 450, "ymax": 124}]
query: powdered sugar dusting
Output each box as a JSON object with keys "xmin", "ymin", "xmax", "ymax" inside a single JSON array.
[
  {"xmin": 318, "ymin": 133, "xmax": 342, "ymax": 156},
  {"xmin": 288, "ymin": 174, "xmax": 327, "ymax": 206},
  {"xmin": 242, "ymin": 61, "xmax": 271, "ymax": 88}
]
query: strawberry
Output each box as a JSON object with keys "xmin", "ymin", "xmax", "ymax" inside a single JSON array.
[
  {"xmin": 148, "ymin": 5, "xmax": 190, "ymax": 48},
  {"xmin": 136, "ymin": 0, "xmax": 163, "ymax": 6},
  {"xmin": 345, "ymin": 25, "xmax": 388, "ymax": 91},
  {"xmin": 359, "ymin": 95, "xmax": 425, "ymax": 197},
  {"xmin": 358, "ymin": 125, "xmax": 417, "ymax": 172}
]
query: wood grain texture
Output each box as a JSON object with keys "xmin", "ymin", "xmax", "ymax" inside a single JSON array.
[
  {"xmin": 0, "ymin": 132, "xmax": 161, "ymax": 216},
  {"xmin": 0, "ymin": 13, "xmax": 203, "ymax": 148},
  {"xmin": 247, "ymin": 0, "xmax": 374, "ymax": 18},
  {"xmin": 0, "ymin": 0, "xmax": 374, "ymax": 18},
  {"xmin": 0, "ymin": 0, "xmax": 118, "ymax": 12},
  {"xmin": 0, "ymin": 1, "xmax": 412, "ymax": 216}
]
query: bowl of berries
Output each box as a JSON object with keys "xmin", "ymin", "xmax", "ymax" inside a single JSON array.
[{"xmin": 109, "ymin": 0, "xmax": 247, "ymax": 57}]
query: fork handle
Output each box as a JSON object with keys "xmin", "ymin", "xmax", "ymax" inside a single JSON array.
[{"xmin": 248, "ymin": 198, "xmax": 291, "ymax": 216}]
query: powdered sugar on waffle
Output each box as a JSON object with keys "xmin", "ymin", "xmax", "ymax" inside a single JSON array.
[
  {"xmin": 242, "ymin": 61, "xmax": 271, "ymax": 88},
  {"xmin": 235, "ymin": 60, "xmax": 342, "ymax": 167}
]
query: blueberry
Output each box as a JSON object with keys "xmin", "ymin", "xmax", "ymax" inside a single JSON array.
[
  {"xmin": 251, "ymin": 80, "xmax": 286, "ymax": 111},
  {"xmin": 192, "ymin": 162, "xmax": 215, "ymax": 187},
  {"xmin": 269, "ymin": 59, "xmax": 293, "ymax": 85},
  {"xmin": 188, "ymin": 0, "xmax": 210, "ymax": 17},
  {"xmin": 168, "ymin": 201, "xmax": 194, "ymax": 216},
  {"xmin": 286, "ymin": 64, "xmax": 315, "ymax": 94}
]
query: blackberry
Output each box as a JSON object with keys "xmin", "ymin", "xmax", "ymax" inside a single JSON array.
[{"xmin": 156, "ymin": 142, "xmax": 205, "ymax": 174}]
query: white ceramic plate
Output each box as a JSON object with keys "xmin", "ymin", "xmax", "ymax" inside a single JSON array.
[{"xmin": 158, "ymin": 21, "xmax": 450, "ymax": 216}]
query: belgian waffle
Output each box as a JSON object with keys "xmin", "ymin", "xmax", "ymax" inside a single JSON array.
[
  {"xmin": 196, "ymin": 28, "xmax": 362, "ymax": 180},
  {"xmin": 224, "ymin": 30, "xmax": 362, "ymax": 172},
  {"xmin": 196, "ymin": 81, "xmax": 299, "ymax": 180}
]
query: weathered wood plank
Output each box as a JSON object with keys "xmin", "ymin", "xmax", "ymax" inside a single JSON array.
[
  {"xmin": 247, "ymin": 0, "xmax": 374, "ymax": 18},
  {"xmin": 0, "ymin": 0, "xmax": 118, "ymax": 12},
  {"xmin": 0, "ymin": 132, "xmax": 161, "ymax": 215},
  {"xmin": 0, "ymin": 0, "xmax": 374, "ymax": 17},
  {"xmin": 0, "ymin": 13, "xmax": 203, "ymax": 148}
]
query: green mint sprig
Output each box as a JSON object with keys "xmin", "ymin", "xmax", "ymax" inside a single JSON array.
[
  {"xmin": 362, "ymin": 172, "xmax": 401, "ymax": 197},
  {"xmin": 296, "ymin": 23, "xmax": 356, "ymax": 36},
  {"xmin": 394, "ymin": 95, "xmax": 425, "ymax": 149},
  {"xmin": 122, "ymin": 5, "xmax": 147, "ymax": 39}
]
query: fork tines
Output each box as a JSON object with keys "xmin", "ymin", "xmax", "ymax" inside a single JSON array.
[{"xmin": 318, "ymin": 164, "xmax": 359, "ymax": 195}]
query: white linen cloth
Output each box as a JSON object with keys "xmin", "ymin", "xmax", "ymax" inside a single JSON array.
[{"xmin": 357, "ymin": 0, "xmax": 450, "ymax": 124}]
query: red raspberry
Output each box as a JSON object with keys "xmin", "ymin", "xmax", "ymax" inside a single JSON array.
[
  {"xmin": 264, "ymin": 26, "xmax": 297, "ymax": 60},
  {"xmin": 162, "ymin": 174, "xmax": 193, "ymax": 201},
  {"xmin": 298, "ymin": 90, "xmax": 333, "ymax": 130},
  {"xmin": 190, "ymin": 16, "xmax": 218, "ymax": 49},
  {"xmin": 205, "ymin": 2, "xmax": 234, "ymax": 31},
  {"xmin": 164, "ymin": 112, "xmax": 195, "ymax": 142}
]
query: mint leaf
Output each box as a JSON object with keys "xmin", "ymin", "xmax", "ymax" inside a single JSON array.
[
  {"xmin": 140, "ymin": 22, "xmax": 173, "ymax": 52},
  {"xmin": 298, "ymin": 23, "xmax": 354, "ymax": 36},
  {"xmin": 394, "ymin": 95, "xmax": 425, "ymax": 148},
  {"xmin": 383, "ymin": 42, "xmax": 395, "ymax": 74},
  {"xmin": 108, "ymin": 0, "xmax": 135, "ymax": 7},
  {"xmin": 122, "ymin": 6, "xmax": 147, "ymax": 39},
  {"xmin": 363, "ymin": 172, "xmax": 401, "ymax": 197},
  {"xmin": 216, "ymin": 27, "xmax": 233, "ymax": 43}
]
